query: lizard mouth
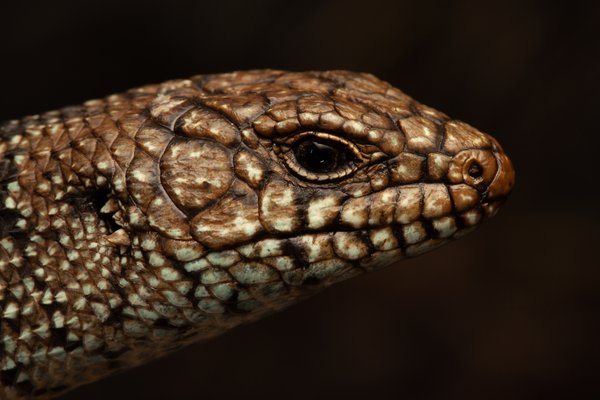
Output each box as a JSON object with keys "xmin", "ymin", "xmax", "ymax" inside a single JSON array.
[{"xmin": 207, "ymin": 207, "xmax": 487, "ymax": 271}]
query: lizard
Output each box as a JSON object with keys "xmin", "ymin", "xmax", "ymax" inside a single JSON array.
[{"xmin": 0, "ymin": 70, "xmax": 514, "ymax": 399}]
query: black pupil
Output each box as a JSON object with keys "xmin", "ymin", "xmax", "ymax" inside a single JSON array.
[
  {"xmin": 468, "ymin": 162, "xmax": 483, "ymax": 178},
  {"xmin": 295, "ymin": 140, "xmax": 344, "ymax": 173}
]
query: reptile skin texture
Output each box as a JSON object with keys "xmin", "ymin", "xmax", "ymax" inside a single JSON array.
[{"xmin": 0, "ymin": 70, "xmax": 514, "ymax": 399}]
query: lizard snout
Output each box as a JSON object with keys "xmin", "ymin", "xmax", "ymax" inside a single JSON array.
[{"xmin": 446, "ymin": 142, "xmax": 514, "ymax": 202}]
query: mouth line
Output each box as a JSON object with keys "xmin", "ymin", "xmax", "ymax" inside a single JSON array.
[{"xmin": 480, "ymin": 195, "xmax": 506, "ymax": 206}]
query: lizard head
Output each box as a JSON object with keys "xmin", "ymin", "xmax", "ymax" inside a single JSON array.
[
  {"xmin": 115, "ymin": 70, "xmax": 514, "ymax": 311},
  {"xmin": 0, "ymin": 70, "xmax": 514, "ymax": 396}
]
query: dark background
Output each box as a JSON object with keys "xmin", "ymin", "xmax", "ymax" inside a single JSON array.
[{"xmin": 1, "ymin": 1, "xmax": 598, "ymax": 399}]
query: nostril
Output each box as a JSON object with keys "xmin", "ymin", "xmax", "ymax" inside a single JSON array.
[
  {"xmin": 447, "ymin": 149, "xmax": 498, "ymax": 190},
  {"xmin": 467, "ymin": 162, "xmax": 483, "ymax": 179},
  {"xmin": 464, "ymin": 159, "xmax": 490, "ymax": 193}
]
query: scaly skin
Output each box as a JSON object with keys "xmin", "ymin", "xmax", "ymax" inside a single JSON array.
[{"xmin": 0, "ymin": 70, "xmax": 514, "ymax": 399}]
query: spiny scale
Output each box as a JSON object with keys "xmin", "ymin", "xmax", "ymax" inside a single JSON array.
[{"xmin": 0, "ymin": 70, "xmax": 514, "ymax": 399}]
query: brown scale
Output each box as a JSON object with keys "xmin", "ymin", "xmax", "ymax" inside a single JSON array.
[{"xmin": 0, "ymin": 70, "xmax": 514, "ymax": 399}]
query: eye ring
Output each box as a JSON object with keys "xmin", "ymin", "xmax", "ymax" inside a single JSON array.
[{"xmin": 277, "ymin": 132, "xmax": 366, "ymax": 182}]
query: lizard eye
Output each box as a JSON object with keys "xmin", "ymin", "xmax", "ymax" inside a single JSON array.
[
  {"xmin": 294, "ymin": 139, "xmax": 346, "ymax": 172},
  {"xmin": 279, "ymin": 132, "xmax": 365, "ymax": 182}
]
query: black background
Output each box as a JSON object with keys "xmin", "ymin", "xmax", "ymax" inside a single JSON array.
[{"xmin": 1, "ymin": 1, "xmax": 598, "ymax": 399}]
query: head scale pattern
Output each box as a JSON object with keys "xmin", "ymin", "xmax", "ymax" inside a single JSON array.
[{"xmin": 125, "ymin": 70, "xmax": 514, "ymax": 283}]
